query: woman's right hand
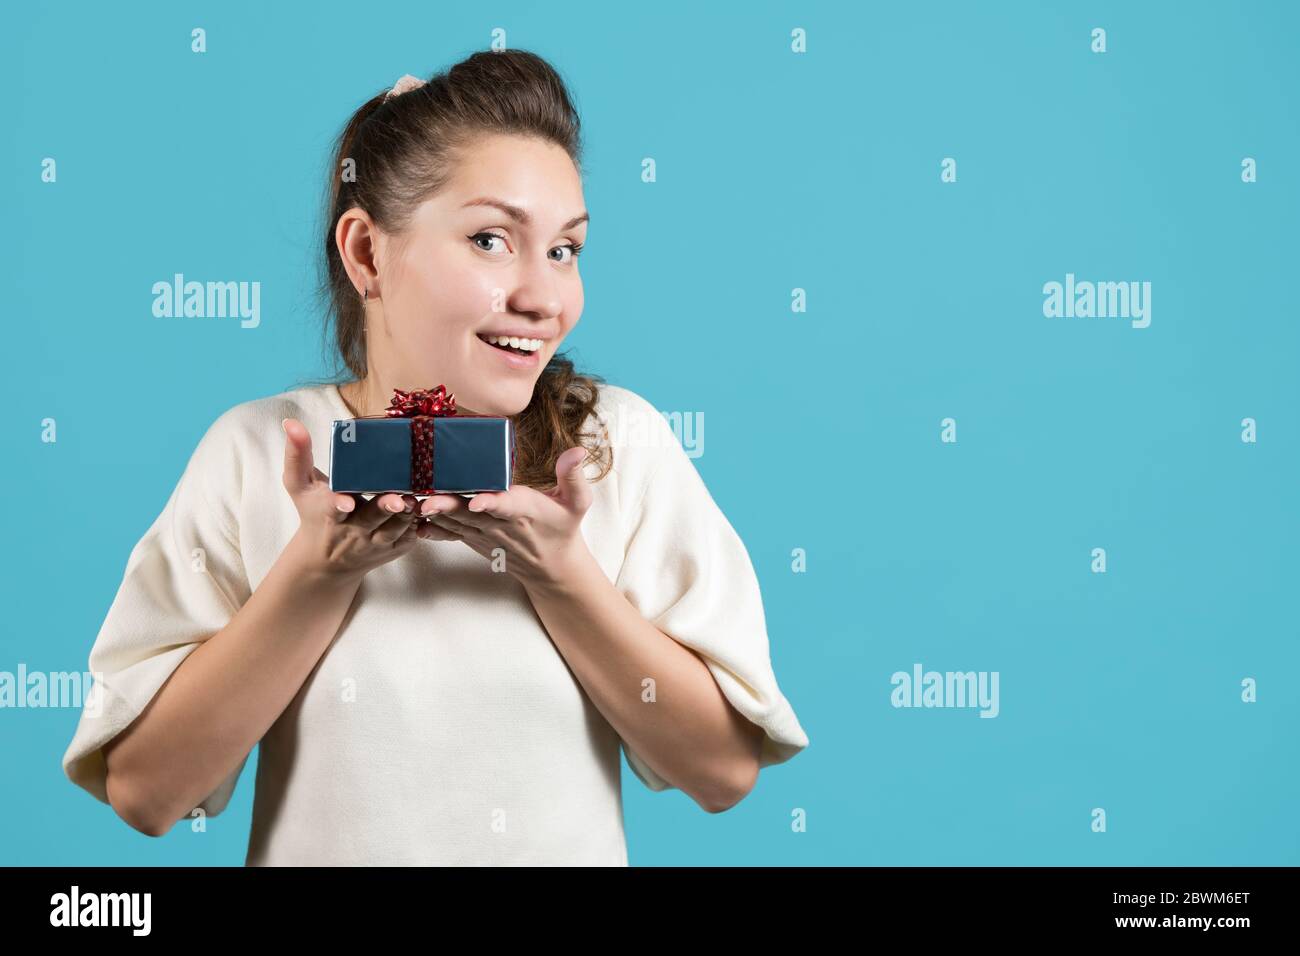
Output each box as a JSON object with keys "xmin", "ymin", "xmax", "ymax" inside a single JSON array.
[{"xmin": 280, "ymin": 418, "xmax": 421, "ymax": 581}]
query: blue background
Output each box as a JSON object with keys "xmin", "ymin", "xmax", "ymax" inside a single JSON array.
[{"xmin": 3, "ymin": 0, "xmax": 1297, "ymax": 865}]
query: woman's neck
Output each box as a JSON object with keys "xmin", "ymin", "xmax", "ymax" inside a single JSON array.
[{"xmin": 337, "ymin": 379, "xmax": 376, "ymax": 418}]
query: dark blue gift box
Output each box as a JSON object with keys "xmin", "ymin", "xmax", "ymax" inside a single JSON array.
[{"xmin": 328, "ymin": 415, "xmax": 514, "ymax": 495}]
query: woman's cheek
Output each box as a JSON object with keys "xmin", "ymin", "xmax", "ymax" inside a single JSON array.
[
  {"xmin": 418, "ymin": 271, "xmax": 490, "ymax": 333},
  {"xmin": 564, "ymin": 286, "xmax": 584, "ymax": 330},
  {"xmin": 444, "ymin": 268, "xmax": 502, "ymax": 315}
]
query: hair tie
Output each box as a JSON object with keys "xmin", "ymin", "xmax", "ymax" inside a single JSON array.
[{"xmin": 383, "ymin": 73, "xmax": 427, "ymax": 102}]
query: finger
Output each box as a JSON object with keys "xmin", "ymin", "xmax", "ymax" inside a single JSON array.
[
  {"xmin": 369, "ymin": 496, "xmax": 418, "ymax": 542},
  {"xmin": 330, "ymin": 492, "xmax": 360, "ymax": 523},
  {"xmin": 348, "ymin": 493, "xmax": 411, "ymax": 533},
  {"xmin": 376, "ymin": 493, "xmax": 413, "ymax": 514},
  {"xmin": 373, "ymin": 508, "xmax": 419, "ymax": 545},
  {"xmin": 416, "ymin": 519, "xmax": 463, "ymax": 542},
  {"xmin": 282, "ymin": 419, "xmax": 316, "ymax": 494},
  {"xmin": 426, "ymin": 511, "xmax": 477, "ymax": 533},
  {"xmin": 421, "ymin": 495, "xmax": 500, "ymax": 534},
  {"xmin": 379, "ymin": 520, "xmax": 421, "ymax": 548},
  {"xmin": 431, "ymin": 507, "xmax": 497, "ymax": 539},
  {"xmin": 419, "ymin": 494, "xmax": 465, "ymax": 517},
  {"xmin": 464, "ymin": 492, "xmax": 519, "ymax": 521},
  {"xmin": 552, "ymin": 446, "xmax": 592, "ymax": 513},
  {"xmin": 375, "ymin": 495, "xmax": 422, "ymax": 542},
  {"xmin": 330, "ymin": 494, "xmax": 361, "ymax": 522}
]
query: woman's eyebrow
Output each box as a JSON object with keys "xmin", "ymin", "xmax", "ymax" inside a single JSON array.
[{"xmin": 462, "ymin": 197, "xmax": 589, "ymax": 231}]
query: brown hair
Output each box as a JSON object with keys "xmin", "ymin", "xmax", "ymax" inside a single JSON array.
[{"xmin": 311, "ymin": 49, "xmax": 611, "ymax": 489}]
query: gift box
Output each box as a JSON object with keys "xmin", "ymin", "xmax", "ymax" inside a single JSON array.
[{"xmin": 328, "ymin": 385, "xmax": 514, "ymax": 495}]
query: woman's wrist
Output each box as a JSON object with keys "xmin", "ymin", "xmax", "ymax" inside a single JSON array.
[
  {"xmin": 280, "ymin": 530, "xmax": 368, "ymax": 591},
  {"xmin": 519, "ymin": 538, "xmax": 599, "ymax": 600}
]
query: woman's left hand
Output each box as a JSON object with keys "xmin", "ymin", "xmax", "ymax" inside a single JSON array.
[{"xmin": 415, "ymin": 446, "xmax": 594, "ymax": 590}]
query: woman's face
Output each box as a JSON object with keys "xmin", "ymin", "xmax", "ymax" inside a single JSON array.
[{"xmin": 364, "ymin": 133, "xmax": 588, "ymax": 417}]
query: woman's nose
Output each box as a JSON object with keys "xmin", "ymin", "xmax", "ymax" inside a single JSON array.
[{"xmin": 503, "ymin": 259, "xmax": 565, "ymax": 320}]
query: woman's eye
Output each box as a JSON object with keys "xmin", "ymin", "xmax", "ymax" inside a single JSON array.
[
  {"xmin": 469, "ymin": 232, "xmax": 508, "ymax": 255},
  {"xmin": 550, "ymin": 242, "xmax": 584, "ymax": 264}
]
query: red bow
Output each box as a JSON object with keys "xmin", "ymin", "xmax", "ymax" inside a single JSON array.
[{"xmin": 384, "ymin": 385, "xmax": 457, "ymax": 418}]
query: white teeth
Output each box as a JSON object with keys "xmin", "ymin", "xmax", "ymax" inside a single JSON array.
[{"xmin": 482, "ymin": 334, "xmax": 542, "ymax": 352}]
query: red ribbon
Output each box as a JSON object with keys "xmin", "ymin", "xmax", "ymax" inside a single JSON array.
[
  {"xmin": 384, "ymin": 385, "xmax": 458, "ymax": 419},
  {"xmin": 383, "ymin": 386, "xmax": 458, "ymax": 494}
]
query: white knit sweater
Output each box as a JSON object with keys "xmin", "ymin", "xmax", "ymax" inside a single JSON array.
[{"xmin": 61, "ymin": 382, "xmax": 808, "ymax": 865}]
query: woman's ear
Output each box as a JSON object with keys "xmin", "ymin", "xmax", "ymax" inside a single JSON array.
[{"xmin": 336, "ymin": 207, "xmax": 381, "ymax": 298}]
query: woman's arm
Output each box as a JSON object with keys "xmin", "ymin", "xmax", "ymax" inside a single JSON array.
[
  {"xmin": 104, "ymin": 420, "xmax": 425, "ymax": 836},
  {"xmin": 520, "ymin": 546, "xmax": 766, "ymax": 814},
  {"xmin": 102, "ymin": 532, "xmax": 364, "ymax": 836}
]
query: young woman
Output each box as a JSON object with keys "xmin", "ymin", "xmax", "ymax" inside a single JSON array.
[{"xmin": 62, "ymin": 49, "xmax": 808, "ymax": 866}]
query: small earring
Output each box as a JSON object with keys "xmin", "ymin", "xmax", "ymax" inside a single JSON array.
[{"xmin": 363, "ymin": 287, "xmax": 369, "ymax": 302}]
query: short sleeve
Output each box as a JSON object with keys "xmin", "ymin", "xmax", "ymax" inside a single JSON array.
[
  {"xmin": 61, "ymin": 413, "xmax": 253, "ymax": 820},
  {"xmin": 611, "ymin": 396, "xmax": 809, "ymax": 793}
]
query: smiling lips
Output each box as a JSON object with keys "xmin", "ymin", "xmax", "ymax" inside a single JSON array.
[
  {"xmin": 477, "ymin": 332, "xmax": 544, "ymax": 368},
  {"xmin": 477, "ymin": 332, "xmax": 543, "ymax": 354}
]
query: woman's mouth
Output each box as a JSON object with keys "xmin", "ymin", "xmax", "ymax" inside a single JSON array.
[{"xmin": 476, "ymin": 332, "xmax": 543, "ymax": 369}]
